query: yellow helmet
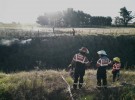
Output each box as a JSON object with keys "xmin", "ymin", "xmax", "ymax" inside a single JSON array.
[{"xmin": 113, "ymin": 57, "xmax": 120, "ymax": 62}]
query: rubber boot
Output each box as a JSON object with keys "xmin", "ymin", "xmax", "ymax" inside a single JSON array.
[
  {"xmin": 79, "ymin": 83, "xmax": 83, "ymax": 89},
  {"xmin": 73, "ymin": 83, "xmax": 77, "ymax": 90}
]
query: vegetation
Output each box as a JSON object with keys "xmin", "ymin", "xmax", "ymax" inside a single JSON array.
[
  {"xmin": 114, "ymin": 7, "xmax": 135, "ymax": 27},
  {"xmin": 36, "ymin": 7, "xmax": 135, "ymax": 27},
  {"xmin": 0, "ymin": 26, "xmax": 135, "ymax": 99},
  {"xmin": 119, "ymin": 7, "xmax": 135, "ymax": 26},
  {"xmin": 36, "ymin": 8, "xmax": 112, "ymax": 27},
  {"xmin": 0, "ymin": 28, "xmax": 135, "ymax": 72},
  {"xmin": 0, "ymin": 70, "xmax": 135, "ymax": 100}
]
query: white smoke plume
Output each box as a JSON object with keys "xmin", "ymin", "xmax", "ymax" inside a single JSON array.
[{"xmin": 0, "ymin": 38, "xmax": 32, "ymax": 46}]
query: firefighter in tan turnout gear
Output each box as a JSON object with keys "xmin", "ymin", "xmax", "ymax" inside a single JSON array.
[
  {"xmin": 96, "ymin": 50, "xmax": 111, "ymax": 87},
  {"xmin": 70, "ymin": 47, "xmax": 91, "ymax": 89},
  {"xmin": 112, "ymin": 57, "xmax": 121, "ymax": 82}
]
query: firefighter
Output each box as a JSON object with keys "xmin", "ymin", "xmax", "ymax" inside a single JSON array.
[
  {"xmin": 112, "ymin": 57, "xmax": 121, "ymax": 82},
  {"xmin": 96, "ymin": 50, "xmax": 111, "ymax": 87},
  {"xmin": 70, "ymin": 47, "xmax": 90, "ymax": 89}
]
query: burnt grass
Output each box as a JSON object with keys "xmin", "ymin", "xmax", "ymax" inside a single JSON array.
[{"xmin": 0, "ymin": 34, "xmax": 135, "ymax": 72}]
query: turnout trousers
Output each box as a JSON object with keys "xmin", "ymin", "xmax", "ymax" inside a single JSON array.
[
  {"xmin": 73, "ymin": 65, "xmax": 85, "ymax": 89},
  {"xmin": 97, "ymin": 67, "xmax": 107, "ymax": 86},
  {"xmin": 112, "ymin": 70, "xmax": 120, "ymax": 82}
]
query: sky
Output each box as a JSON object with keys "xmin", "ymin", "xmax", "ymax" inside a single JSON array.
[{"xmin": 0, "ymin": 0, "xmax": 135, "ymax": 24}]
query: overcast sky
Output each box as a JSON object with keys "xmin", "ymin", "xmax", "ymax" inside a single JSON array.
[{"xmin": 0, "ymin": 0, "xmax": 135, "ymax": 23}]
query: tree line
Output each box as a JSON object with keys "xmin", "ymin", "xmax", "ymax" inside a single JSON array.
[
  {"xmin": 36, "ymin": 8, "xmax": 112, "ymax": 27},
  {"xmin": 37, "ymin": 7, "xmax": 134, "ymax": 27}
]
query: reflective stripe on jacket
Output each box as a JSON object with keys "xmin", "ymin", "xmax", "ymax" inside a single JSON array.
[
  {"xmin": 113, "ymin": 63, "xmax": 121, "ymax": 70},
  {"xmin": 97, "ymin": 56, "xmax": 111, "ymax": 67},
  {"xmin": 73, "ymin": 53, "xmax": 89, "ymax": 64}
]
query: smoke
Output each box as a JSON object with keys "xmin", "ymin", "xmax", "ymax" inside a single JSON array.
[
  {"xmin": 20, "ymin": 39, "xmax": 32, "ymax": 44},
  {"xmin": 0, "ymin": 38, "xmax": 19, "ymax": 46},
  {"xmin": 0, "ymin": 38, "xmax": 32, "ymax": 46}
]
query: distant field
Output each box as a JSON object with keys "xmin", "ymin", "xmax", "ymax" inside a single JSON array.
[
  {"xmin": 54, "ymin": 27, "xmax": 135, "ymax": 35},
  {"xmin": 0, "ymin": 25, "xmax": 135, "ymax": 38}
]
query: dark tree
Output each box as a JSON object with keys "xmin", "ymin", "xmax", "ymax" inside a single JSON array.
[
  {"xmin": 119, "ymin": 7, "xmax": 134, "ymax": 26},
  {"xmin": 114, "ymin": 16, "xmax": 123, "ymax": 26},
  {"xmin": 36, "ymin": 14, "xmax": 49, "ymax": 26},
  {"xmin": 90, "ymin": 16, "xmax": 112, "ymax": 26}
]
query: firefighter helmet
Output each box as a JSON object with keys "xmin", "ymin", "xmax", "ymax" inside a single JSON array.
[
  {"xmin": 97, "ymin": 50, "xmax": 107, "ymax": 55},
  {"xmin": 79, "ymin": 47, "xmax": 89, "ymax": 54},
  {"xmin": 113, "ymin": 57, "xmax": 120, "ymax": 62}
]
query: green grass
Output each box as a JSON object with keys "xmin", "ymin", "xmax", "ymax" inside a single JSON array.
[
  {"xmin": 0, "ymin": 70, "xmax": 135, "ymax": 100},
  {"xmin": 0, "ymin": 27, "xmax": 135, "ymax": 99}
]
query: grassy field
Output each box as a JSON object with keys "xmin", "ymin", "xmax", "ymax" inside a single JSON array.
[
  {"xmin": 0, "ymin": 69, "xmax": 135, "ymax": 100},
  {"xmin": 0, "ymin": 26, "xmax": 135, "ymax": 38},
  {"xmin": 0, "ymin": 26, "xmax": 135, "ymax": 99},
  {"xmin": 0, "ymin": 27, "xmax": 135, "ymax": 72}
]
